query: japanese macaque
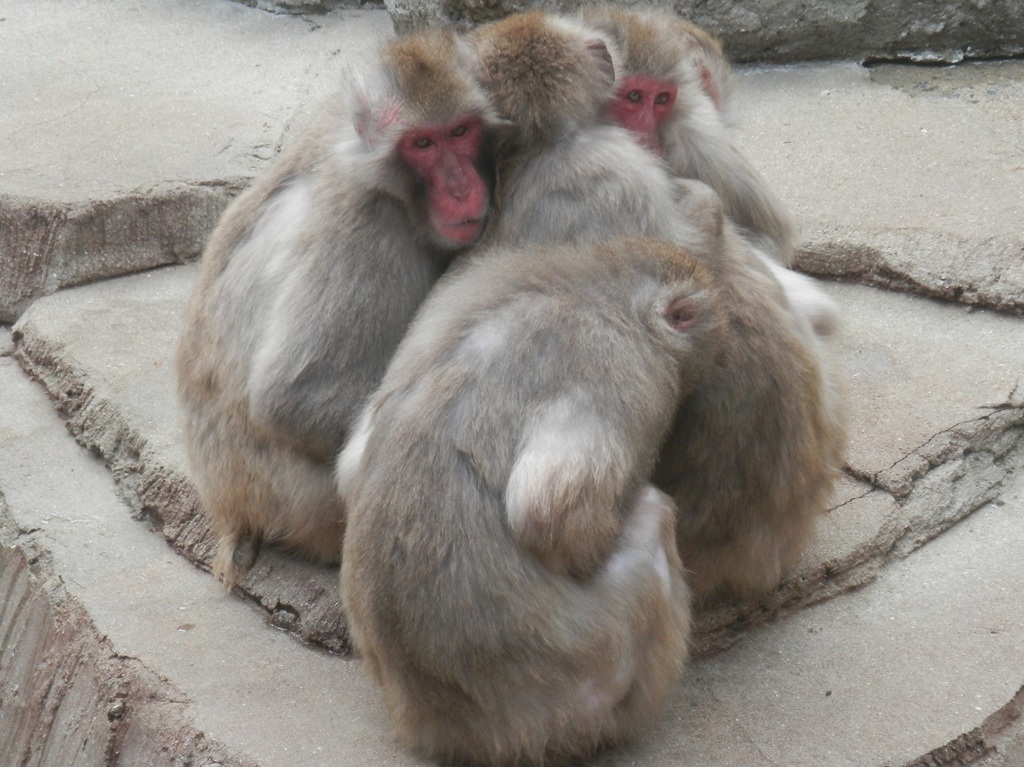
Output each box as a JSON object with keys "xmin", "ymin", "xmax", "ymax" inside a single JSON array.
[
  {"xmin": 337, "ymin": 238, "xmax": 711, "ymax": 766},
  {"xmin": 582, "ymin": 5, "xmax": 800, "ymax": 264},
  {"xmin": 469, "ymin": 10, "xmax": 845, "ymax": 601},
  {"xmin": 176, "ymin": 29, "xmax": 504, "ymax": 589},
  {"xmin": 473, "ymin": 10, "xmax": 831, "ymax": 337},
  {"xmin": 470, "ymin": 11, "xmax": 712, "ymax": 253},
  {"xmin": 653, "ymin": 247, "xmax": 847, "ymax": 603}
]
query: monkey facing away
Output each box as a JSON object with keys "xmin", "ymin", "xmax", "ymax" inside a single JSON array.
[
  {"xmin": 582, "ymin": 5, "xmax": 800, "ymax": 265},
  {"xmin": 176, "ymin": 29, "xmax": 504, "ymax": 589},
  {"xmin": 652, "ymin": 232, "xmax": 847, "ymax": 602},
  {"xmin": 336, "ymin": 238, "xmax": 715, "ymax": 766}
]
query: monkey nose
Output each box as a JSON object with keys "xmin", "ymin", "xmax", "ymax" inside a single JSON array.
[
  {"xmin": 447, "ymin": 175, "xmax": 471, "ymax": 200},
  {"xmin": 440, "ymin": 153, "xmax": 471, "ymax": 199}
]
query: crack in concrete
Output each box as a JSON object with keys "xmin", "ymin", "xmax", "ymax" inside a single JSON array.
[
  {"xmin": 826, "ymin": 481, "xmax": 875, "ymax": 512},
  {"xmin": 864, "ymin": 403, "xmax": 1023, "ymax": 497},
  {"xmin": 5, "ymin": 65, "xmax": 103, "ymax": 143},
  {"xmin": 799, "ymin": 231, "xmax": 1024, "ymax": 318},
  {"xmin": 902, "ymin": 684, "xmax": 1024, "ymax": 767}
]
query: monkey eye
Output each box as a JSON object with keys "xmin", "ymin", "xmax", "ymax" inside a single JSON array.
[
  {"xmin": 655, "ymin": 92, "xmax": 672, "ymax": 105},
  {"xmin": 413, "ymin": 136, "xmax": 434, "ymax": 149},
  {"xmin": 626, "ymin": 90, "xmax": 643, "ymax": 103},
  {"xmin": 451, "ymin": 124, "xmax": 469, "ymax": 137}
]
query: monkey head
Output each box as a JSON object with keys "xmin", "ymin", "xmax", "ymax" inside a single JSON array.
[{"xmin": 351, "ymin": 28, "xmax": 505, "ymax": 250}]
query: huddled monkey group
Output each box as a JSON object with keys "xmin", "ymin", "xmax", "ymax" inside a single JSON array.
[{"xmin": 177, "ymin": 7, "xmax": 847, "ymax": 766}]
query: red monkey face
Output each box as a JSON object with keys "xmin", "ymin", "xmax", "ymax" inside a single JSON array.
[
  {"xmin": 609, "ymin": 75, "xmax": 678, "ymax": 155},
  {"xmin": 398, "ymin": 116, "xmax": 490, "ymax": 248}
]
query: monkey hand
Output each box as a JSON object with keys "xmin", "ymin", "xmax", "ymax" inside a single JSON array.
[{"xmin": 505, "ymin": 402, "xmax": 633, "ymax": 578}]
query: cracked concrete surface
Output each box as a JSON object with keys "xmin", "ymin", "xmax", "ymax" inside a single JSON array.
[
  {"xmin": 734, "ymin": 61, "xmax": 1024, "ymax": 319},
  {"xmin": 3, "ymin": 4, "xmax": 1023, "ymax": 323},
  {"xmin": 1, "ymin": 2, "xmax": 1023, "ymax": 766},
  {"xmin": 11, "ymin": 265, "xmax": 1024, "ymax": 657},
  {"xmin": 0, "ymin": 529, "xmax": 258, "ymax": 767},
  {"xmin": 2, "ymin": 331, "xmax": 1022, "ymax": 765}
]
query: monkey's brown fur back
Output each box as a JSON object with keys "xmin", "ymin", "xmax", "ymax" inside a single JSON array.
[{"xmin": 339, "ymin": 238, "xmax": 710, "ymax": 766}]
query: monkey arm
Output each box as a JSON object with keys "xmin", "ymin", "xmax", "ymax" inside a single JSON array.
[
  {"xmin": 245, "ymin": 206, "xmax": 437, "ymax": 457},
  {"xmin": 669, "ymin": 125, "xmax": 799, "ymax": 265},
  {"xmin": 504, "ymin": 396, "xmax": 638, "ymax": 579}
]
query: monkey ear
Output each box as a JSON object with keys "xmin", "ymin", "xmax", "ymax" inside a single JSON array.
[
  {"xmin": 695, "ymin": 58, "xmax": 723, "ymax": 111},
  {"xmin": 348, "ymin": 65, "xmax": 403, "ymax": 150},
  {"xmin": 650, "ymin": 279, "xmax": 713, "ymax": 338},
  {"xmin": 352, "ymin": 95, "xmax": 403, "ymax": 150},
  {"xmin": 664, "ymin": 294, "xmax": 702, "ymax": 332},
  {"xmin": 585, "ymin": 38, "xmax": 616, "ymax": 88}
]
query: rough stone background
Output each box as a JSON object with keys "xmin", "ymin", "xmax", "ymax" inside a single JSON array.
[{"xmin": 239, "ymin": 0, "xmax": 1024, "ymax": 64}]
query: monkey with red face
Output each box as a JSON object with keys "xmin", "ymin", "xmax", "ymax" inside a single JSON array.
[
  {"xmin": 470, "ymin": 11, "xmax": 718, "ymax": 256},
  {"xmin": 583, "ymin": 5, "xmax": 800, "ymax": 266},
  {"xmin": 468, "ymin": 10, "xmax": 846, "ymax": 603},
  {"xmin": 176, "ymin": 29, "xmax": 505, "ymax": 589}
]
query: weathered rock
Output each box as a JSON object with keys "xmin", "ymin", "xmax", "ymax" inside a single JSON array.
[
  {"xmin": 9, "ymin": 265, "xmax": 350, "ymax": 652},
  {"xmin": 1, "ymin": 185, "xmax": 240, "ymax": 323},
  {"xmin": 4, "ymin": 271, "xmax": 1024, "ymax": 767},
  {"xmin": 4, "ymin": 0, "xmax": 1020, "ymax": 324},
  {"xmin": 382, "ymin": 0, "xmax": 1024, "ymax": 64},
  {"xmin": 736, "ymin": 60, "xmax": 1024, "ymax": 318},
  {"xmin": 0, "ymin": 0, "xmax": 392, "ymax": 322},
  {"xmin": 0, "ymin": 358, "xmax": 406, "ymax": 767},
  {"xmin": 229, "ymin": 0, "xmax": 373, "ymax": 11},
  {"xmin": 0, "ymin": 503, "xmax": 255, "ymax": 767},
  {"xmin": 0, "ymin": 326, "xmax": 12, "ymax": 357},
  {"xmin": 905, "ymin": 685, "xmax": 1024, "ymax": 767},
  {"xmin": 970, "ymin": 685, "xmax": 1024, "ymax": 766}
]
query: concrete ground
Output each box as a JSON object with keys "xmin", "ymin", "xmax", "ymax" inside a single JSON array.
[{"xmin": 1, "ymin": 1, "xmax": 1022, "ymax": 765}]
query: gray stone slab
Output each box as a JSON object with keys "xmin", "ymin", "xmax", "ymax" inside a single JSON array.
[
  {"xmin": 3, "ymin": 0, "xmax": 1020, "ymax": 329},
  {"xmin": 735, "ymin": 60, "xmax": 1024, "ymax": 316},
  {"xmin": 0, "ymin": 0, "xmax": 389, "ymax": 202},
  {"xmin": 9, "ymin": 264, "xmax": 350, "ymax": 651},
  {"xmin": 602, "ymin": 470, "xmax": 1024, "ymax": 767},
  {"xmin": 0, "ymin": 356, "xmax": 418, "ymax": 767},
  {"xmin": 12, "ymin": 262, "xmax": 1024, "ymax": 658},
  {"xmin": 0, "ymin": 0, "xmax": 393, "ymax": 321},
  {"xmin": 0, "ymin": 530, "xmax": 258, "ymax": 767},
  {"xmin": 5, "ymin": 270, "xmax": 1024, "ymax": 767},
  {"xmin": 826, "ymin": 282, "xmax": 1024, "ymax": 483},
  {"xmin": 382, "ymin": 0, "xmax": 1024, "ymax": 64},
  {"xmin": 908, "ymin": 684, "xmax": 1024, "ymax": 767}
]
